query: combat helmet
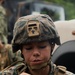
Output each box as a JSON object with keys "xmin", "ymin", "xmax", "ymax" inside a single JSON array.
[{"xmin": 12, "ymin": 14, "xmax": 61, "ymax": 52}]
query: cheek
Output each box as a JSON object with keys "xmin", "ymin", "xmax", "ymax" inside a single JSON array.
[
  {"xmin": 22, "ymin": 50, "xmax": 32, "ymax": 63},
  {"xmin": 22, "ymin": 50, "xmax": 32, "ymax": 64},
  {"xmin": 42, "ymin": 47, "xmax": 51, "ymax": 61}
]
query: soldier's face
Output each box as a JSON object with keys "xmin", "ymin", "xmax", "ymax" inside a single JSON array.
[{"xmin": 22, "ymin": 41, "xmax": 52, "ymax": 68}]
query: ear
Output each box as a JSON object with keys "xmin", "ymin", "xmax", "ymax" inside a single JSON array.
[
  {"xmin": 51, "ymin": 43, "xmax": 55, "ymax": 49},
  {"xmin": 51, "ymin": 43, "xmax": 55, "ymax": 53}
]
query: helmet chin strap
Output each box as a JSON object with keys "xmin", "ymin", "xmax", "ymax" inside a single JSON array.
[{"xmin": 27, "ymin": 59, "xmax": 51, "ymax": 70}]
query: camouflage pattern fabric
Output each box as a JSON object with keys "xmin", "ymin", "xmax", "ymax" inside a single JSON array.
[
  {"xmin": 0, "ymin": 44, "xmax": 23, "ymax": 71},
  {"xmin": 0, "ymin": 61, "xmax": 74, "ymax": 75},
  {"xmin": 0, "ymin": 5, "xmax": 8, "ymax": 44},
  {"xmin": 0, "ymin": 46, "xmax": 10, "ymax": 71},
  {"xmin": 0, "ymin": 34, "xmax": 7, "ymax": 44},
  {"xmin": 0, "ymin": 61, "xmax": 25, "ymax": 75},
  {"xmin": 13, "ymin": 14, "xmax": 59, "ymax": 44},
  {"xmin": 0, "ymin": 5, "xmax": 13, "ymax": 71},
  {"xmin": 0, "ymin": 44, "xmax": 13, "ymax": 71}
]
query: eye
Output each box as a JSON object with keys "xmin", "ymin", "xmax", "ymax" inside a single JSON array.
[
  {"xmin": 39, "ymin": 45, "xmax": 47, "ymax": 49},
  {"xmin": 25, "ymin": 47, "xmax": 32, "ymax": 50}
]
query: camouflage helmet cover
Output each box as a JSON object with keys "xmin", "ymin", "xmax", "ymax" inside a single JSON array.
[{"xmin": 12, "ymin": 14, "xmax": 60, "ymax": 52}]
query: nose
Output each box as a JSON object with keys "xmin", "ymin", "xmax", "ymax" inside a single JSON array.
[{"xmin": 33, "ymin": 47, "xmax": 40, "ymax": 57}]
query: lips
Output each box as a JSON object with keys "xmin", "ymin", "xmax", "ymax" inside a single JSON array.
[{"xmin": 30, "ymin": 60, "xmax": 43, "ymax": 65}]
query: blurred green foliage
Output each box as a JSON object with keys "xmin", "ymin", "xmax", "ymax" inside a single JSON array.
[{"xmin": 44, "ymin": 0, "xmax": 75, "ymax": 20}]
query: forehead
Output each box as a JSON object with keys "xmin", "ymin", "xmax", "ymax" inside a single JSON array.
[{"xmin": 23, "ymin": 40, "xmax": 49, "ymax": 45}]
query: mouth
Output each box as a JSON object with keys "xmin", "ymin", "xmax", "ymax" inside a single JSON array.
[{"xmin": 30, "ymin": 60, "xmax": 43, "ymax": 65}]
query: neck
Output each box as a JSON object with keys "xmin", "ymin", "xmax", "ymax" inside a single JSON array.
[{"xmin": 29, "ymin": 65, "xmax": 50, "ymax": 75}]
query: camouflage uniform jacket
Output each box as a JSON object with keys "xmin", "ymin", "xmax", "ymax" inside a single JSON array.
[
  {"xmin": 0, "ymin": 5, "xmax": 8, "ymax": 44},
  {"xmin": 49, "ymin": 62, "xmax": 75, "ymax": 75},
  {"xmin": 0, "ymin": 5, "xmax": 7, "ymax": 37},
  {"xmin": 0, "ymin": 61, "xmax": 75, "ymax": 75},
  {"xmin": 0, "ymin": 44, "xmax": 23, "ymax": 71},
  {"xmin": 23, "ymin": 62, "xmax": 75, "ymax": 75}
]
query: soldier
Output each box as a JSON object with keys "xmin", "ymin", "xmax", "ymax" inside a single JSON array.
[
  {"xmin": 1, "ymin": 14, "xmax": 75, "ymax": 75},
  {"xmin": 0, "ymin": 0, "xmax": 23, "ymax": 71},
  {"xmin": 0, "ymin": 0, "xmax": 8, "ymax": 68}
]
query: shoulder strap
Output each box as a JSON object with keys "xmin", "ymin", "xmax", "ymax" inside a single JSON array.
[
  {"xmin": 1, "ymin": 61, "xmax": 26, "ymax": 75},
  {"xmin": 54, "ymin": 65, "xmax": 66, "ymax": 75}
]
